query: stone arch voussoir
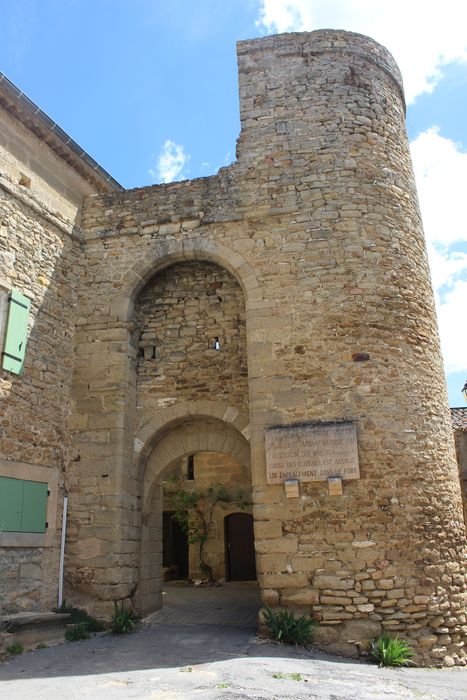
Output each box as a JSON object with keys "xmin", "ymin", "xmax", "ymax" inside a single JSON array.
[
  {"xmin": 137, "ymin": 400, "xmax": 251, "ymax": 514},
  {"xmin": 135, "ymin": 400, "xmax": 250, "ymax": 467},
  {"xmin": 111, "ymin": 237, "xmax": 262, "ymax": 322}
]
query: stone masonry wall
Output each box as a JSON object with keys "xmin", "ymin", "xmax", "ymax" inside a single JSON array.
[
  {"xmin": 135, "ymin": 260, "xmax": 248, "ymax": 427},
  {"xmin": 69, "ymin": 30, "xmax": 466, "ymax": 665},
  {"xmin": 454, "ymin": 430, "xmax": 467, "ymax": 525},
  {"xmin": 0, "ymin": 105, "xmax": 97, "ymax": 613}
]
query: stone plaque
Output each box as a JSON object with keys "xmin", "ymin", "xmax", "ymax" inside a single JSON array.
[{"xmin": 265, "ymin": 422, "xmax": 359, "ymax": 484}]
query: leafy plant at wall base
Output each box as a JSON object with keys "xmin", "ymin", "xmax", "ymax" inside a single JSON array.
[
  {"xmin": 6, "ymin": 643, "xmax": 23, "ymax": 655},
  {"xmin": 54, "ymin": 603, "xmax": 105, "ymax": 632},
  {"xmin": 369, "ymin": 633, "xmax": 414, "ymax": 667},
  {"xmin": 263, "ymin": 605, "xmax": 316, "ymax": 646},
  {"xmin": 65, "ymin": 622, "xmax": 91, "ymax": 642},
  {"xmin": 111, "ymin": 601, "xmax": 137, "ymax": 635}
]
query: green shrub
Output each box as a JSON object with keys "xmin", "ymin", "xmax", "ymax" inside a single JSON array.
[
  {"xmin": 262, "ymin": 605, "xmax": 316, "ymax": 646},
  {"xmin": 370, "ymin": 633, "xmax": 414, "ymax": 667},
  {"xmin": 110, "ymin": 601, "xmax": 137, "ymax": 635},
  {"xmin": 6, "ymin": 643, "xmax": 23, "ymax": 655},
  {"xmin": 65, "ymin": 621, "xmax": 92, "ymax": 642},
  {"xmin": 54, "ymin": 603, "xmax": 105, "ymax": 633}
]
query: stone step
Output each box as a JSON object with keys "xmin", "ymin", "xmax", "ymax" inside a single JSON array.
[{"xmin": 0, "ymin": 612, "xmax": 71, "ymax": 651}]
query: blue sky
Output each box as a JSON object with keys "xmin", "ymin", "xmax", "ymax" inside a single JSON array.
[{"xmin": 1, "ymin": 0, "xmax": 466, "ymax": 406}]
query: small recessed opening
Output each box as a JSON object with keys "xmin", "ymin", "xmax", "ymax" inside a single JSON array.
[
  {"xmin": 213, "ymin": 336, "xmax": 221, "ymax": 351},
  {"xmin": 187, "ymin": 454, "xmax": 195, "ymax": 480},
  {"xmin": 352, "ymin": 352, "xmax": 370, "ymax": 362}
]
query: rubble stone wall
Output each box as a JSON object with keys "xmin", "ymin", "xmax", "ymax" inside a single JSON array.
[
  {"xmin": 135, "ymin": 260, "xmax": 248, "ymax": 426},
  {"xmin": 0, "ymin": 107, "xmax": 95, "ymax": 613},
  {"xmin": 454, "ymin": 430, "xmax": 467, "ymax": 525}
]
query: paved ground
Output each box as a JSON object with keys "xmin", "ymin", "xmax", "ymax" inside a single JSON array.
[
  {"xmin": 0, "ymin": 584, "xmax": 465, "ymax": 699},
  {"xmin": 146, "ymin": 581, "xmax": 261, "ymax": 626}
]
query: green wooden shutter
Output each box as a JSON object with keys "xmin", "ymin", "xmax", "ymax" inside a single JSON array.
[
  {"xmin": 21, "ymin": 480, "xmax": 48, "ymax": 533},
  {"xmin": 0, "ymin": 477, "xmax": 48, "ymax": 533},
  {"xmin": 0, "ymin": 476, "xmax": 23, "ymax": 531},
  {"xmin": 2, "ymin": 289, "xmax": 31, "ymax": 374}
]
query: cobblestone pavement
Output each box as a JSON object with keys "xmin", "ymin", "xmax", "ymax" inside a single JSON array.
[{"xmin": 145, "ymin": 581, "xmax": 261, "ymax": 626}]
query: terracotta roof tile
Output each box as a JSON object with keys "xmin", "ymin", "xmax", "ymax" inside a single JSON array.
[{"xmin": 451, "ymin": 407, "xmax": 467, "ymax": 431}]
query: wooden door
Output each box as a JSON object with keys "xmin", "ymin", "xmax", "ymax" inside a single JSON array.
[
  {"xmin": 163, "ymin": 511, "xmax": 189, "ymax": 579},
  {"xmin": 225, "ymin": 512, "xmax": 256, "ymax": 581}
]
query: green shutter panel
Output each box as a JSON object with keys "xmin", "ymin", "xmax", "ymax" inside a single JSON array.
[
  {"xmin": 2, "ymin": 289, "xmax": 31, "ymax": 374},
  {"xmin": 0, "ymin": 476, "xmax": 23, "ymax": 531},
  {"xmin": 21, "ymin": 480, "xmax": 48, "ymax": 533}
]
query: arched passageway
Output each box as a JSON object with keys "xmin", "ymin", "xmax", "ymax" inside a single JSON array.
[
  {"xmin": 133, "ymin": 256, "xmax": 255, "ymax": 617},
  {"xmin": 137, "ymin": 416, "xmax": 254, "ymax": 616}
]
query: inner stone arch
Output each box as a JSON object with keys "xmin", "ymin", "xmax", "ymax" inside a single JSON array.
[{"xmin": 138, "ymin": 417, "xmax": 253, "ymax": 615}]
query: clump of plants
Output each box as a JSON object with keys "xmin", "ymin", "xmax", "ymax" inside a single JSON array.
[
  {"xmin": 65, "ymin": 621, "xmax": 91, "ymax": 642},
  {"xmin": 6, "ymin": 643, "xmax": 23, "ymax": 656},
  {"xmin": 262, "ymin": 605, "xmax": 316, "ymax": 646},
  {"xmin": 272, "ymin": 672, "xmax": 305, "ymax": 681},
  {"xmin": 369, "ymin": 633, "xmax": 414, "ymax": 667},
  {"xmin": 55, "ymin": 601, "xmax": 105, "ymax": 642},
  {"xmin": 110, "ymin": 601, "xmax": 138, "ymax": 635}
]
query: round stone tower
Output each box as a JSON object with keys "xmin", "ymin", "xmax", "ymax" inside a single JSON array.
[{"xmin": 235, "ymin": 30, "xmax": 466, "ymax": 666}]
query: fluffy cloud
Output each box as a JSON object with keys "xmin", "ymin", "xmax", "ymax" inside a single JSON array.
[
  {"xmin": 149, "ymin": 140, "xmax": 190, "ymax": 183},
  {"xmin": 410, "ymin": 128, "xmax": 467, "ymax": 247},
  {"xmin": 410, "ymin": 128, "xmax": 467, "ymax": 374},
  {"xmin": 435, "ymin": 279, "xmax": 467, "ymax": 374},
  {"xmin": 256, "ymin": 0, "xmax": 467, "ymax": 103}
]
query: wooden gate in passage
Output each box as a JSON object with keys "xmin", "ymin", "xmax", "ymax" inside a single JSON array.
[{"xmin": 224, "ymin": 512, "xmax": 256, "ymax": 581}]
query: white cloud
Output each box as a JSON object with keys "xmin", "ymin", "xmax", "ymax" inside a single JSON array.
[
  {"xmin": 410, "ymin": 127, "xmax": 467, "ymax": 247},
  {"xmin": 410, "ymin": 128, "xmax": 467, "ymax": 374},
  {"xmin": 255, "ymin": 0, "xmax": 467, "ymax": 103},
  {"xmin": 149, "ymin": 140, "xmax": 190, "ymax": 183},
  {"xmin": 435, "ymin": 279, "xmax": 467, "ymax": 374}
]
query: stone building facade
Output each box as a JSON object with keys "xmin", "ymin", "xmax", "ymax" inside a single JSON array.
[
  {"xmin": 0, "ymin": 30, "xmax": 466, "ymax": 666},
  {"xmin": 452, "ymin": 408, "xmax": 467, "ymax": 525}
]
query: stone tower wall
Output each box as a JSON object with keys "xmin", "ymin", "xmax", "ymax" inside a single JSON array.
[{"xmin": 67, "ymin": 30, "xmax": 466, "ymax": 665}]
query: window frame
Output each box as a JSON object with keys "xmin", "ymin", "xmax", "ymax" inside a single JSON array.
[
  {"xmin": 0, "ymin": 281, "xmax": 8, "ymax": 356},
  {"xmin": 0, "ymin": 460, "xmax": 58, "ymax": 547}
]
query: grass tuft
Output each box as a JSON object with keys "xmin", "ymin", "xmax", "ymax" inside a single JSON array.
[
  {"xmin": 272, "ymin": 671, "xmax": 305, "ymax": 681},
  {"xmin": 6, "ymin": 643, "xmax": 23, "ymax": 655},
  {"xmin": 370, "ymin": 633, "xmax": 414, "ymax": 667},
  {"xmin": 263, "ymin": 605, "xmax": 316, "ymax": 646},
  {"xmin": 65, "ymin": 621, "xmax": 92, "ymax": 642},
  {"xmin": 110, "ymin": 601, "xmax": 138, "ymax": 635},
  {"xmin": 54, "ymin": 602, "xmax": 105, "ymax": 632}
]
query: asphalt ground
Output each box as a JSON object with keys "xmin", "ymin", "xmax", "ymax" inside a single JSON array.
[{"xmin": 0, "ymin": 622, "xmax": 466, "ymax": 700}]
